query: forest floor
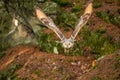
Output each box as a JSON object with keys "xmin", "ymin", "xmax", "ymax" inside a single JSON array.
[
  {"xmin": 0, "ymin": 45, "xmax": 120, "ymax": 80},
  {"xmin": 0, "ymin": 0, "xmax": 120, "ymax": 80}
]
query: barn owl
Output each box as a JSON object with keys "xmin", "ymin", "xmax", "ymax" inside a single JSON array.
[{"xmin": 36, "ymin": 2, "xmax": 93, "ymax": 49}]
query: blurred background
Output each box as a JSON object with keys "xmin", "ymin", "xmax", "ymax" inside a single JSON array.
[{"xmin": 0, "ymin": 0, "xmax": 120, "ymax": 57}]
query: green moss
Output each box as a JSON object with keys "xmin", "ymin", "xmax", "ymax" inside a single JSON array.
[
  {"xmin": 32, "ymin": 78, "xmax": 37, "ymax": 80},
  {"xmin": 34, "ymin": 69, "xmax": 42, "ymax": 75},
  {"xmin": 96, "ymin": 11, "xmax": 111, "ymax": 23},
  {"xmin": 93, "ymin": 0, "xmax": 102, "ymax": 8},
  {"xmin": 38, "ymin": 32, "xmax": 63, "ymax": 53},
  {"xmin": 85, "ymin": 31, "xmax": 116, "ymax": 56},
  {"xmin": 93, "ymin": 3, "xmax": 102, "ymax": 8},
  {"xmin": 92, "ymin": 76, "xmax": 100, "ymax": 80},
  {"xmin": 0, "ymin": 63, "xmax": 21, "ymax": 80},
  {"xmin": 61, "ymin": 73, "xmax": 72, "ymax": 80},
  {"xmin": 57, "ymin": 11, "xmax": 78, "ymax": 29},
  {"xmin": 96, "ymin": 11, "xmax": 120, "ymax": 27},
  {"xmin": 72, "ymin": 2, "xmax": 83, "ymax": 12},
  {"xmin": 38, "ymin": 25, "xmax": 118, "ymax": 56},
  {"xmin": 110, "ymin": 15, "xmax": 120, "ymax": 28},
  {"xmin": 43, "ymin": 2, "xmax": 60, "ymax": 15},
  {"xmin": 97, "ymin": 28, "xmax": 106, "ymax": 34},
  {"xmin": 52, "ymin": 0, "xmax": 71, "ymax": 7},
  {"xmin": 66, "ymin": 26, "xmax": 118, "ymax": 57},
  {"xmin": 0, "ymin": 6, "xmax": 12, "ymax": 52},
  {"xmin": 115, "ymin": 55, "xmax": 120, "ymax": 67},
  {"xmin": 0, "ymin": 51, "xmax": 5, "ymax": 59}
]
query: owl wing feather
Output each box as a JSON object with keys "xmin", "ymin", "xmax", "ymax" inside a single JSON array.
[
  {"xmin": 35, "ymin": 8, "xmax": 66, "ymax": 41},
  {"xmin": 70, "ymin": 3, "xmax": 93, "ymax": 40}
]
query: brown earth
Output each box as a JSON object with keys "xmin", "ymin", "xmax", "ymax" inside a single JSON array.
[
  {"xmin": 0, "ymin": 45, "xmax": 120, "ymax": 80},
  {"xmin": 0, "ymin": 45, "xmax": 94, "ymax": 80},
  {"xmin": 0, "ymin": 0, "xmax": 120, "ymax": 80},
  {"xmin": 79, "ymin": 51, "xmax": 120, "ymax": 80}
]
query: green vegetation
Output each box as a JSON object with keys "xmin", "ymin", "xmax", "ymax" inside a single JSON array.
[
  {"xmin": 42, "ymin": 2, "xmax": 60, "ymax": 15},
  {"xmin": 93, "ymin": 0, "xmax": 102, "ymax": 8},
  {"xmin": 0, "ymin": 0, "xmax": 38, "ymax": 52},
  {"xmin": 92, "ymin": 76, "xmax": 100, "ymax": 80},
  {"xmin": 34, "ymin": 69, "xmax": 43, "ymax": 75},
  {"xmin": 71, "ymin": 2, "xmax": 83, "ymax": 12},
  {"xmin": 38, "ymin": 32, "xmax": 63, "ymax": 53},
  {"xmin": 52, "ymin": 0, "xmax": 71, "ymax": 7},
  {"xmin": 96, "ymin": 11, "xmax": 111, "ymax": 23},
  {"xmin": 0, "ymin": 0, "xmax": 119, "ymax": 57},
  {"xmin": 0, "ymin": 51, "xmax": 5, "ymax": 59},
  {"xmin": 37, "ymin": 26, "xmax": 118, "ymax": 57},
  {"xmin": 115, "ymin": 55, "xmax": 120, "ymax": 67},
  {"xmin": 111, "ymin": 16, "xmax": 120, "ymax": 28},
  {"xmin": 0, "ymin": 63, "xmax": 21, "ymax": 80},
  {"xmin": 57, "ymin": 11, "xmax": 78, "ymax": 29},
  {"xmin": 96, "ymin": 11, "xmax": 120, "ymax": 27},
  {"xmin": 0, "ymin": 2, "xmax": 12, "ymax": 56},
  {"xmin": 67, "ymin": 26, "xmax": 117, "ymax": 57}
]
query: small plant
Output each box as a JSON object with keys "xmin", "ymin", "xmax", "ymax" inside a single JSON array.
[
  {"xmin": 96, "ymin": 11, "xmax": 111, "ymax": 23},
  {"xmin": 38, "ymin": 26, "xmax": 118, "ymax": 56},
  {"xmin": 93, "ymin": 0, "xmax": 102, "ymax": 8},
  {"xmin": 68, "ymin": 25, "xmax": 117, "ymax": 57},
  {"xmin": 0, "ymin": 51, "xmax": 5, "ymax": 59},
  {"xmin": 38, "ymin": 32, "xmax": 63, "ymax": 53},
  {"xmin": 52, "ymin": 0, "xmax": 71, "ymax": 7},
  {"xmin": 110, "ymin": 15, "xmax": 120, "ymax": 28},
  {"xmin": 43, "ymin": 2, "xmax": 60, "ymax": 15},
  {"xmin": 0, "ymin": 4, "xmax": 12, "ymax": 53},
  {"xmin": 0, "ymin": 63, "xmax": 21, "ymax": 80},
  {"xmin": 71, "ymin": 2, "xmax": 83, "ymax": 12},
  {"xmin": 96, "ymin": 11, "xmax": 120, "ymax": 28},
  {"xmin": 115, "ymin": 55, "xmax": 120, "ymax": 67},
  {"xmin": 79, "ymin": 26, "xmax": 117, "ymax": 57},
  {"xmin": 92, "ymin": 76, "xmax": 100, "ymax": 80},
  {"xmin": 57, "ymin": 12, "xmax": 78, "ymax": 29},
  {"xmin": 34, "ymin": 69, "xmax": 42, "ymax": 75}
]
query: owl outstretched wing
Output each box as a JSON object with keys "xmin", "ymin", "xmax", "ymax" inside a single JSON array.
[
  {"xmin": 70, "ymin": 2, "xmax": 93, "ymax": 40},
  {"xmin": 35, "ymin": 2, "xmax": 93, "ymax": 49},
  {"xmin": 35, "ymin": 8, "xmax": 66, "ymax": 41}
]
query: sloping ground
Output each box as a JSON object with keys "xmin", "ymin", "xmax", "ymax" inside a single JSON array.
[
  {"xmin": 90, "ymin": 0, "xmax": 120, "ymax": 43},
  {"xmin": 0, "ymin": 45, "xmax": 120, "ymax": 80},
  {"xmin": 79, "ymin": 51, "xmax": 120, "ymax": 80},
  {"xmin": 0, "ymin": 45, "xmax": 94, "ymax": 80}
]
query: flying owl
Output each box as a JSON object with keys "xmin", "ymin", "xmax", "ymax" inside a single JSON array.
[{"xmin": 35, "ymin": 2, "xmax": 93, "ymax": 49}]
